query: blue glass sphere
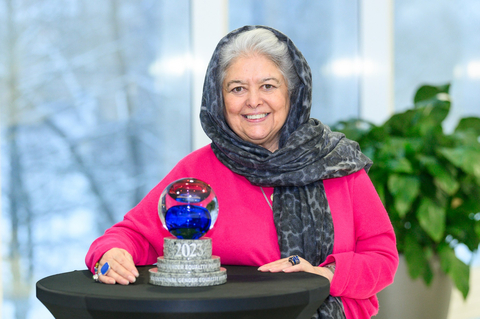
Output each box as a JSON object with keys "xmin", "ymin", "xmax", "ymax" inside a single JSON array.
[{"xmin": 159, "ymin": 178, "xmax": 218, "ymax": 239}]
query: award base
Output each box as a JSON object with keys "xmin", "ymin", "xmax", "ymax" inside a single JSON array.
[{"xmin": 149, "ymin": 237, "xmax": 227, "ymax": 287}]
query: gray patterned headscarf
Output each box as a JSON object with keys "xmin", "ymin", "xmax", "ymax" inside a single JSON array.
[{"xmin": 200, "ymin": 25, "xmax": 372, "ymax": 319}]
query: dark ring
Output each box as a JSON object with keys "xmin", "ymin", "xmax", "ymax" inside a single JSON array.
[{"xmin": 288, "ymin": 255, "xmax": 300, "ymax": 266}]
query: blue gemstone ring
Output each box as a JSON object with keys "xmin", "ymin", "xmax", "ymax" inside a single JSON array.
[
  {"xmin": 288, "ymin": 255, "xmax": 300, "ymax": 266},
  {"xmin": 100, "ymin": 262, "xmax": 110, "ymax": 276}
]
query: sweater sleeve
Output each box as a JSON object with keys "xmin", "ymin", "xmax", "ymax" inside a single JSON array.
[
  {"xmin": 85, "ymin": 218, "xmax": 158, "ymax": 273},
  {"xmin": 321, "ymin": 170, "xmax": 399, "ymax": 300},
  {"xmin": 84, "ymin": 147, "xmax": 209, "ymax": 273},
  {"xmin": 84, "ymin": 181, "xmax": 171, "ymax": 273}
]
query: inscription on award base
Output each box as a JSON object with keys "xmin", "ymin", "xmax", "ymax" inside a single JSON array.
[{"xmin": 149, "ymin": 237, "xmax": 227, "ymax": 287}]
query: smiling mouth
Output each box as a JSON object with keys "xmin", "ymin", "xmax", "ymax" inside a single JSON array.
[{"xmin": 244, "ymin": 113, "xmax": 269, "ymax": 120}]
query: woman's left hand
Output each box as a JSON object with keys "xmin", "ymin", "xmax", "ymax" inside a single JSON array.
[{"xmin": 258, "ymin": 256, "xmax": 333, "ymax": 282}]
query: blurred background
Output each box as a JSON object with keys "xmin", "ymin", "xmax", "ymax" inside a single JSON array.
[{"xmin": 1, "ymin": 0, "xmax": 479, "ymax": 318}]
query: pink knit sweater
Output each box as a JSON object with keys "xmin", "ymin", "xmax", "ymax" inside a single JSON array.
[{"xmin": 86, "ymin": 145, "xmax": 398, "ymax": 318}]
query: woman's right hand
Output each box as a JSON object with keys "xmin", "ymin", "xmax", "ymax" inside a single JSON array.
[{"xmin": 97, "ymin": 248, "xmax": 139, "ymax": 285}]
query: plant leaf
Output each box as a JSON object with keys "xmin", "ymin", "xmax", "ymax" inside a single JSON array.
[
  {"xmin": 404, "ymin": 232, "xmax": 429, "ymax": 280},
  {"xmin": 377, "ymin": 138, "xmax": 413, "ymax": 173},
  {"xmin": 455, "ymin": 117, "xmax": 480, "ymax": 137},
  {"xmin": 388, "ymin": 174, "xmax": 420, "ymax": 217},
  {"xmin": 411, "ymin": 84, "xmax": 451, "ymax": 133},
  {"xmin": 416, "ymin": 197, "xmax": 446, "ymax": 242},
  {"xmin": 387, "ymin": 158, "xmax": 413, "ymax": 173},
  {"xmin": 332, "ymin": 119, "xmax": 374, "ymax": 142},
  {"xmin": 414, "ymin": 84, "xmax": 450, "ymax": 103},
  {"xmin": 438, "ymin": 243, "xmax": 470, "ymax": 299},
  {"xmin": 385, "ymin": 109, "xmax": 417, "ymax": 136},
  {"xmin": 440, "ymin": 147, "xmax": 480, "ymax": 185},
  {"xmin": 414, "ymin": 101, "xmax": 451, "ymax": 134},
  {"xmin": 419, "ymin": 155, "xmax": 459, "ymax": 195}
]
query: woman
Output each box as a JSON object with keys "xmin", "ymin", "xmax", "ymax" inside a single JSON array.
[{"xmin": 86, "ymin": 25, "xmax": 398, "ymax": 319}]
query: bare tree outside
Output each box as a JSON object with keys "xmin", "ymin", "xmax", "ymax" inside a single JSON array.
[{"xmin": 1, "ymin": 1, "xmax": 191, "ymax": 318}]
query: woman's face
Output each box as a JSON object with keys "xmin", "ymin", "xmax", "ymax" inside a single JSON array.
[{"xmin": 222, "ymin": 54, "xmax": 290, "ymax": 152}]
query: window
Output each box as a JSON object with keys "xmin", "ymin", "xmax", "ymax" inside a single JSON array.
[
  {"xmin": 1, "ymin": 1, "xmax": 191, "ymax": 317},
  {"xmin": 394, "ymin": 0, "xmax": 480, "ymax": 130}
]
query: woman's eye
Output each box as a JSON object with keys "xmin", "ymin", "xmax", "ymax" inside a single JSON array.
[
  {"xmin": 231, "ymin": 87, "xmax": 243, "ymax": 93},
  {"xmin": 263, "ymin": 84, "xmax": 274, "ymax": 89}
]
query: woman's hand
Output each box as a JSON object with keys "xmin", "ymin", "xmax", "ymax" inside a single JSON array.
[
  {"xmin": 96, "ymin": 248, "xmax": 139, "ymax": 285},
  {"xmin": 257, "ymin": 256, "xmax": 333, "ymax": 282}
]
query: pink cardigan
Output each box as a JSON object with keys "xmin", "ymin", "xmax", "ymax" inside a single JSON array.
[{"xmin": 86, "ymin": 145, "xmax": 398, "ymax": 319}]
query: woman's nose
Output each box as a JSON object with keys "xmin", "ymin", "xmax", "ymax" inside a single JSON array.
[{"xmin": 246, "ymin": 90, "xmax": 263, "ymax": 108}]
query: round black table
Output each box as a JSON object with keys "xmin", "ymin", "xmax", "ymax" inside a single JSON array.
[{"xmin": 37, "ymin": 265, "xmax": 330, "ymax": 319}]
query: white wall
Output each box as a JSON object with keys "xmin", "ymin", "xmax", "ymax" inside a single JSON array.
[
  {"xmin": 191, "ymin": 0, "xmax": 229, "ymax": 150},
  {"xmin": 360, "ymin": 0, "xmax": 395, "ymax": 124}
]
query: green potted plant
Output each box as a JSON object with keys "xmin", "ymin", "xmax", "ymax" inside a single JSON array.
[{"xmin": 333, "ymin": 84, "xmax": 480, "ymax": 303}]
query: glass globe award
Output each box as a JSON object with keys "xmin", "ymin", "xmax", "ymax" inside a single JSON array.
[{"xmin": 149, "ymin": 178, "xmax": 227, "ymax": 287}]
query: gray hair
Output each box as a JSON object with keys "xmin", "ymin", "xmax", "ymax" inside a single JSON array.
[{"xmin": 219, "ymin": 28, "xmax": 300, "ymax": 94}]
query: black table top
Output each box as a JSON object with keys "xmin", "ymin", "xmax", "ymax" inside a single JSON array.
[{"xmin": 37, "ymin": 265, "xmax": 330, "ymax": 319}]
